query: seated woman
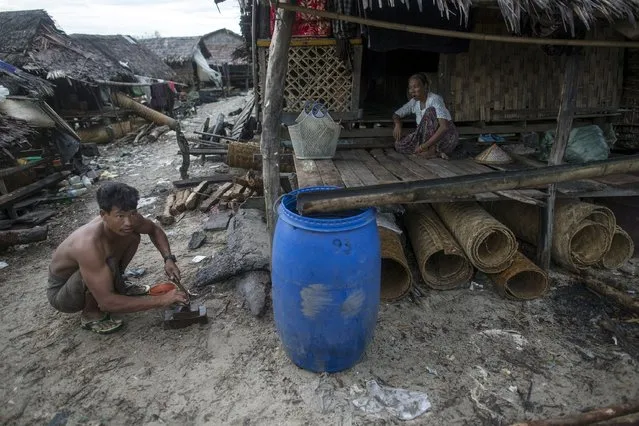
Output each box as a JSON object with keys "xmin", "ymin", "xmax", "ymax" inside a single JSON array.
[{"xmin": 392, "ymin": 72, "xmax": 459, "ymax": 158}]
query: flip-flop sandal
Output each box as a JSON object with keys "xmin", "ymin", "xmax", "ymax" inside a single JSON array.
[
  {"xmin": 81, "ymin": 314, "xmax": 124, "ymax": 334},
  {"xmin": 120, "ymin": 280, "xmax": 150, "ymax": 296}
]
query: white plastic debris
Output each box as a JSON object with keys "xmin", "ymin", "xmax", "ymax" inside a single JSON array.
[
  {"xmin": 352, "ymin": 380, "xmax": 431, "ymax": 421},
  {"xmin": 478, "ymin": 329, "xmax": 528, "ymax": 351},
  {"xmin": 137, "ymin": 197, "xmax": 157, "ymax": 208},
  {"xmin": 0, "ymin": 261, "xmax": 8, "ymax": 270},
  {"xmin": 191, "ymin": 255, "xmax": 207, "ymax": 263}
]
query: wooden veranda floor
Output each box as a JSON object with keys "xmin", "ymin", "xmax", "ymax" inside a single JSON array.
[{"xmin": 293, "ymin": 149, "xmax": 639, "ymax": 202}]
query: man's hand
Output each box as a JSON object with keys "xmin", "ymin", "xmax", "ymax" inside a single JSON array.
[
  {"xmin": 164, "ymin": 259, "xmax": 181, "ymax": 282},
  {"xmin": 393, "ymin": 123, "xmax": 402, "ymax": 141},
  {"xmin": 159, "ymin": 289, "xmax": 188, "ymax": 306}
]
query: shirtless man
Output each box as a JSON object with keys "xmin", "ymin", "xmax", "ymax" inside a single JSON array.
[{"xmin": 48, "ymin": 182, "xmax": 188, "ymax": 334}]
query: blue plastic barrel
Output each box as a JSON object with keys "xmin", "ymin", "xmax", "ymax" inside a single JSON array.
[{"xmin": 272, "ymin": 186, "xmax": 381, "ymax": 373}]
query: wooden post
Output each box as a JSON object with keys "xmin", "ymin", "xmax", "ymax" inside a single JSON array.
[
  {"xmin": 251, "ymin": 0, "xmax": 260, "ymax": 122},
  {"xmin": 537, "ymin": 53, "xmax": 581, "ymax": 271},
  {"xmin": 261, "ymin": 5, "xmax": 295, "ymax": 240}
]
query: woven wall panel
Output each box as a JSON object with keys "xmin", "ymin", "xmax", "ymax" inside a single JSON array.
[
  {"xmin": 444, "ymin": 14, "xmax": 624, "ymax": 123},
  {"xmin": 258, "ymin": 43, "xmax": 355, "ymax": 112}
]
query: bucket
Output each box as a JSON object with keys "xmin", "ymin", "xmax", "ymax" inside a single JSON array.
[{"xmin": 272, "ymin": 186, "xmax": 380, "ymax": 373}]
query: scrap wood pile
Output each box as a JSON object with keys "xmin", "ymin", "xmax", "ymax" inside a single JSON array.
[
  {"xmin": 381, "ymin": 199, "xmax": 635, "ymax": 308},
  {"xmin": 115, "ymin": 123, "xmax": 171, "ymax": 145},
  {"xmin": 157, "ymin": 171, "xmax": 264, "ymax": 226}
]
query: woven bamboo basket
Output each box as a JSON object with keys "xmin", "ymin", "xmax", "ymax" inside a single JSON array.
[
  {"xmin": 488, "ymin": 252, "xmax": 549, "ymax": 300},
  {"xmin": 599, "ymin": 226, "xmax": 635, "ymax": 270},
  {"xmin": 484, "ymin": 200, "xmax": 615, "ymax": 271},
  {"xmin": 227, "ymin": 142, "xmax": 295, "ymax": 173},
  {"xmin": 378, "ymin": 227, "xmax": 412, "ymax": 302},
  {"xmin": 404, "ymin": 205, "xmax": 474, "ymax": 290},
  {"xmin": 432, "ymin": 202, "xmax": 518, "ymax": 274}
]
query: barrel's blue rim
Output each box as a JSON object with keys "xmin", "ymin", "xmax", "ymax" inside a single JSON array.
[{"xmin": 277, "ymin": 186, "xmax": 376, "ymax": 232}]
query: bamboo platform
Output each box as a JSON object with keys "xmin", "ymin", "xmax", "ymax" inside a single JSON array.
[{"xmin": 293, "ymin": 149, "xmax": 639, "ymax": 201}]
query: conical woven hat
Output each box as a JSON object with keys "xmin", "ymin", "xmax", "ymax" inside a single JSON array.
[{"xmin": 475, "ymin": 143, "xmax": 513, "ymax": 165}]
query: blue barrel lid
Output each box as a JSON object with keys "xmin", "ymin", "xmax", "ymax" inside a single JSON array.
[{"xmin": 277, "ymin": 186, "xmax": 376, "ymax": 233}]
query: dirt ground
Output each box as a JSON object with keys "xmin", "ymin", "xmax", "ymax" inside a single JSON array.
[{"xmin": 1, "ymin": 94, "xmax": 638, "ymax": 425}]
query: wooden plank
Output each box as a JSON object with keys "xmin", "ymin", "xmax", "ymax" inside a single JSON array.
[
  {"xmin": 293, "ymin": 156, "xmax": 323, "ymax": 188},
  {"xmin": 539, "ymin": 54, "xmax": 581, "ymax": 271},
  {"xmin": 314, "ymin": 159, "xmax": 345, "ymax": 187},
  {"xmin": 369, "ymin": 149, "xmax": 420, "ymax": 181},
  {"xmin": 172, "ymin": 174, "xmax": 236, "ymax": 188},
  {"xmin": 332, "ymin": 157, "xmax": 364, "ymax": 188},
  {"xmin": 334, "ymin": 151, "xmax": 380, "ymax": 186},
  {"xmin": 295, "ymin": 154, "xmax": 639, "ymax": 214},
  {"xmin": 421, "ymin": 158, "xmax": 496, "ymax": 201},
  {"xmin": 0, "ymin": 159, "xmax": 46, "ymax": 178},
  {"xmin": 353, "ymin": 149, "xmax": 398, "ymax": 183},
  {"xmin": 0, "ymin": 172, "xmax": 69, "ymax": 209},
  {"xmin": 384, "ymin": 151, "xmax": 439, "ymax": 180}
]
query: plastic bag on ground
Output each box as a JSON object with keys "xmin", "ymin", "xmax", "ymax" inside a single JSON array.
[
  {"xmin": 352, "ymin": 380, "xmax": 431, "ymax": 420},
  {"xmin": 538, "ymin": 125, "xmax": 609, "ymax": 163}
]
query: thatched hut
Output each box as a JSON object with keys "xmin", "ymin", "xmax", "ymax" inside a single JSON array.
[
  {"xmin": 202, "ymin": 29, "xmax": 251, "ymax": 89},
  {"xmin": 0, "ymin": 10, "xmax": 138, "ymax": 120},
  {"xmin": 70, "ymin": 34, "xmax": 176, "ymax": 81},
  {"xmin": 255, "ymin": 0, "xmax": 639, "ymax": 138},
  {"xmin": 139, "ymin": 36, "xmax": 222, "ymax": 88}
]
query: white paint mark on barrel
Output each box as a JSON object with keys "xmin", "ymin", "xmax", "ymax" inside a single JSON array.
[
  {"xmin": 341, "ymin": 289, "xmax": 365, "ymax": 318},
  {"xmin": 301, "ymin": 284, "xmax": 332, "ymax": 318}
]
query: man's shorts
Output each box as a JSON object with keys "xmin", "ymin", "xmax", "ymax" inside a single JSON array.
[{"xmin": 47, "ymin": 270, "xmax": 86, "ymax": 313}]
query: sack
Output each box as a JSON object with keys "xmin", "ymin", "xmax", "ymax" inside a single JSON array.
[
  {"xmin": 288, "ymin": 102, "xmax": 340, "ymax": 160},
  {"xmin": 539, "ymin": 125, "xmax": 610, "ymax": 163}
]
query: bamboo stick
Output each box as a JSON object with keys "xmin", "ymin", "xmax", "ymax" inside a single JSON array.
[
  {"xmin": 296, "ymin": 155, "xmax": 639, "ymax": 214},
  {"xmin": 580, "ymin": 277, "xmax": 639, "ymax": 313},
  {"xmin": 276, "ymin": 3, "xmax": 639, "ymax": 49},
  {"xmin": 512, "ymin": 399, "xmax": 639, "ymax": 425}
]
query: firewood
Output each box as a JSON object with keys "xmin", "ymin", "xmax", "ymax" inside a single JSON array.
[
  {"xmin": 157, "ymin": 193, "xmax": 176, "ymax": 226},
  {"xmin": 146, "ymin": 125, "xmax": 170, "ymax": 142},
  {"xmin": 221, "ymin": 184, "xmax": 245, "ymax": 201},
  {"xmin": 185, "ymin": 181, "xmax": 209, "ymax": 210},
  {"xmin": 199, "ymin": 182, "xmax": 234, "ymax": 212},
  {"xmin": 0, "ymin": 225, "xmax": 48, "ymax": 248},
  {"xmin": 170, "ymin": 191, "xmax": 183, "ymax": 216},
  {"xmin": 176, "ymin": 189, "xmax": 190, "ymax": 213}
]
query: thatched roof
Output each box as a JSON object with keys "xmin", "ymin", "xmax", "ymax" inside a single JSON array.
[
  {"xmin": 202, "ymin": 29, "xmax": 247, "ymax": 66},
  {"xmin": 139, "ymin": 36, "xmax": 212, "ymax": 65},
  {"xmin": 369, "ymin": 0, "xmax": 639, "ymax": 34},
  {"xmin": 0, "ymin": 59, "xmax": 55, "ymax": 97},
  {"xmin": 71, "ymin": 34, "xmax": 176, "ymax": 80},
  {"xmin": 0, "ymin": 10, "xmax": 135, "ymax": 82},
  {"xmin": 0, "ymin": 114, "xmax": 34, "ymax": 163}
]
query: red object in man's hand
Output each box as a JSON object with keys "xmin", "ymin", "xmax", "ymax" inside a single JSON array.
[{"xmin": 149, "ymin": 282, "xmax": 178, "ymax": 296}]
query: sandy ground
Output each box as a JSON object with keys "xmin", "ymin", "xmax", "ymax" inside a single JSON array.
[{"xmin": 1, "ymin": 94, "xmax": 639, "ymax": 425}]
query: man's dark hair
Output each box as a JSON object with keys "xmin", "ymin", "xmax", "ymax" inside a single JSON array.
[{"xmin": 97, "ymin": 182, "xmax": 139, "ymax": 212}]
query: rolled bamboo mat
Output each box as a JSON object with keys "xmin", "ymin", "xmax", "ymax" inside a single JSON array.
[
  {"xmin": 599, "ymin": 226, "xmax": 635, "ymax": 269},
  {"xmin": 484, "ymin": 200, "xmax": 615, "ymax": 271},
  {"xmin": 378, "ymin": 226, "xmax": 412, "ymax": 302},
  {"xmin": 488, "ymin": 252, "xmax": 549, "ymax": 300},
  {"xmin": 432, "ymin": 202, "xmax": 518, "ymax": 273},
  {"xmin": 404, "ymin": 205, "xmax": 474, "ymax": 290}
]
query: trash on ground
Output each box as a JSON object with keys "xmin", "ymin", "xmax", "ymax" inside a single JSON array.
[
  {"xmin": 351, "ymin": 380, "xmax": 431, "ymax": 421},
  {"xmin": 0, "ymin": 261, "xmax": 8, "ymax": 270},
  {"xmin": 124, "ymin": 267, "xmax": 146, "ymax": 278},
  {"xmin": 192, "ymin": 255, "xmax": 207, "ymax": 263}
]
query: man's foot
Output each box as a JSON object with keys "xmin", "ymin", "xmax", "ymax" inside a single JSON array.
[{"xmin": 81, "ymin": 313, "xmax": 123, "ymax": 334}]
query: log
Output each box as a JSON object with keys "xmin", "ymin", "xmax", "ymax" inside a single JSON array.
[
  {"xmin": 0, "ymin": 225, "xmax": 48, "ymax": 248},
  {"xmin": 199, "ymin": 182, "xmax": 234, "ymax": 212},
  {"xmin": 157, "ymin": 194, "xmax": 176, "ymax": 226},
  {"xmin": 580, "ymin": 276, "xmax": 639, "ymax": 313},
  {"xmin": 296, "ymin": 155, "xmax": 639, "ymax": 215},
  {"xmin": 111, "ymin": 92, "xmax": 177, "ymax": 129},
  {"xmin": 261, "ymin": 7, "xmax": 295, "ymax": 239},
  {"xmin": 0, "ymin": 171, "xmax": 70, "ymax": 209},
  {"xmin": 133, "ymin": 123, "xmax": 154, "ymax": 144},
  {"xmin": 147, "ymin": 125, "xmax": 170, "ymax": 142},
  {"xmin": 221, "ymin": 184, "xmax": 245, "ymax": 201},
  {"xmin": 185, "ymin": 181, "xmax": 209, "ymax": 210},
  {"xmin": 173, "ymin": 174, "xmax": 236, "ymax": 188},
  {"xmin": 170, "ymin": 191, "xmax": 183, "ymax": 216},
  {"xmin": 76, "ymin": 119, "xmax": 147, "ymax": 144},
  {"xmin": 538, "ymin": 53, "xmax": 580, "ymax": 271},
  {"xmin": 175, "ymin": 189, "xmax": 190, "ymax": 213},
  {"xmin": 512, "ymin": 399, "xmax": 639, "ymax": 425}
]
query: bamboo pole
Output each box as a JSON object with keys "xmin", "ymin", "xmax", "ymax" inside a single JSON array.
[
  {"xmin": 111, "ymin": 92, "xmax": 177, "ymax": 129},
  {"xmin": 276, "ymin": 3, "xmax": 639, "ymax": 48},
  {"xmin": 251, "ymin": 0, "xmax": 259, "ymax": 122},
  {"xmin": 512, "ymin": 399, "xmax": 639, "ymax": 425},
  {"xmin": 261, "ymin": 7, "xmax": 295, "ymax": 239},
  {"xmin": 296, "ymin": 155, "xmax": 639, "ymax": 214},
  {"xmin": 538, "ymin": 54, "xmax": 581, "ymax": 271}
]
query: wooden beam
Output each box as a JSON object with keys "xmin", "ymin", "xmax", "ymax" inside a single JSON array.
[
  {"xmin": 0, "ymin": 226, "xmax": 48, "ymax": 248},
  {"xmin": 276, "ymin": 3, "xmax": 639, "ymax": 48},
  {"xmin": 261, "ymin": 7, "xmax": 295, "ymax": 239},
  {"xmin": 0, "ymin": 172, "xmax": 70, "ymax": 209},
  {"xmin": 295, "ymin": 155, "xmax": 639, "ymax": 214},
  {"xmin": 537, "ymin": 54, "xmax": 581, "ymax": 271},
  {"xmin": 172, "ymin": 174, "xmax": 236, "ymax": 188}
]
